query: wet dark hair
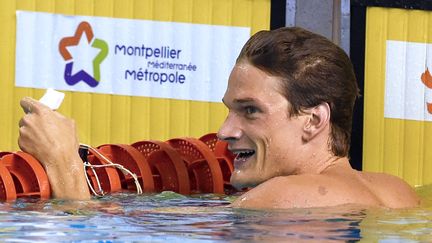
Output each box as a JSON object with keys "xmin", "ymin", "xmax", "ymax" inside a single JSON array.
[{"xmin": 236, "ymin": 27, "xmax": 359, "ymax": 157}]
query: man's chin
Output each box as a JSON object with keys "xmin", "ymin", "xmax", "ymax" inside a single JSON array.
[{"xmin": 230, "ymin": 172, "xmax": 259, "ymax": 190}]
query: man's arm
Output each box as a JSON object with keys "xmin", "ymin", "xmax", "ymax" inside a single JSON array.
[{"xmin": 18, "ymin": 97, "xmax": 90, "ymax": 200}]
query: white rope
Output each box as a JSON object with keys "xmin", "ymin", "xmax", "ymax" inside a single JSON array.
[
  {"xmin": 79, "ymin": 143, "xmax": 143, "ymax": 196},
  {"xmin": 83, "ymin": 161, "xmax": 104, "ymax": 196}
]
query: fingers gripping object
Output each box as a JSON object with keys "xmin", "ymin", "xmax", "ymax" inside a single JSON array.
[
  {"xmin": 15, "ymin": 90, "xmax": 236, "ymax": 198},
  {"xmin": 36, "ymin": 89, "xmax": 143, "ymax": 197}
]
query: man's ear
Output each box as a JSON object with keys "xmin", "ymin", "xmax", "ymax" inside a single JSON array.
[{"xmin": 302, "ymin": 103, "xmax": 330, "ymax": 142}]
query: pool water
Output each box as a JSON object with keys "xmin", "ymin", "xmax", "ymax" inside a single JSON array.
[{"xmin": 1, "ymin": 187, "xmax": 432, "ymax": 242}]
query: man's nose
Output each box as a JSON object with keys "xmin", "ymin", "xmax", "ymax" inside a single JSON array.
[{"xmin": 217, "ymin": 113, "xmax": 242, "ymax": 142}]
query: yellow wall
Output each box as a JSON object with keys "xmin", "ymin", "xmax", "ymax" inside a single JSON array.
[
  {"xmin": 363, "ymin": 7, "xmax": 432, "ymax": 186},
  {"xmin": 0, "ymin": 0, "xmax": 270, "ymax": 151}
]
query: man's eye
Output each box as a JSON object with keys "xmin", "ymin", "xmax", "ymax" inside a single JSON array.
[{"xmin": 245, "ymin": 106, "xmax": 258, "ymax": 115}]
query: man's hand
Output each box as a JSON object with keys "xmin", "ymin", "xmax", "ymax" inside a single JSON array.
[{"xmin": 18, "ymin": 97, "xmax": 90, "ymax": 200}]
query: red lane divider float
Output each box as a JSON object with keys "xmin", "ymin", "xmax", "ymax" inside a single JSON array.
[
  {"xmin": 167, "ymin": 138, "xmax": 224, "ymax": 194},
  {"xmin": 0, "ymin": 152, "xmax": 50, "ymax": 199},
  {"xmin": 0, "ymin": 132, "xmax": 241, "ymax": 201},
  {"xmin": 131, "ymin": 140, "xmax": 190, "ymax": 195},
  {"xmin": 97, "ymin": 144, "xmax": 155, "ymax": 193},
  {"xmin": 199, "ymin": 133, "xmax": 219, "ymax": 151},
  {"xmin": 199, "ymin": 133, "xmax": 236, "ymax": 193},
  {"xmin": 85, "ymin": 147, "xmax": 122, "ymax": 194},
  {"xmin": 0, "ymin": 152, "xmax": 16, "ymax": 201}
]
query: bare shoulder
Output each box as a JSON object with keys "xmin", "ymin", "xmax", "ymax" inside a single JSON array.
[
  {"xmin": 231, "ymin": 172, "xmax": 420, "ymax": 209},
  {"xmin": 231, "ymin": 174, "xmax": 380, "ymax": 209},
  {"xmin": 359, "ymin": 171, "xmax": 420, "ymax": 208},
  {"xmin": 231, "ymin": 175, "xmax": 315, "ymax": 209}
]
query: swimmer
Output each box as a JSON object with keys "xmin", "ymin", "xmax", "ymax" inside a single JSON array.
[{"xmin": 18, "ymin": 27, "xmax": 420, "ymax": 208}]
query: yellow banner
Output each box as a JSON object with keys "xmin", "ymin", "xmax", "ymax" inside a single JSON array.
[
  {"xmin": 0, "ymin": 0, "xmax": 270, "ymax": 151},
  {"xmin": 364, "ymin": 7, "xmax": 432, "ymax": 186}
]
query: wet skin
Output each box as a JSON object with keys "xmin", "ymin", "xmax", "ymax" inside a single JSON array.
[
  {"xmin": 218, "ymin": 62, "xmax": 337, "ymax": 190},
  {"xmin": 218, "ymin": 62, "xmax": 310, "ymax": 189},
  {"xmin": 218, "ymin": 62, "xmax": 420, "ymax": 209}
]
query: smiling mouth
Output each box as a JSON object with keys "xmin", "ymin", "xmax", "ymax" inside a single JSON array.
[{"xmin": 233, "ymin": 150, "xmax": 256, "ymax": 167}]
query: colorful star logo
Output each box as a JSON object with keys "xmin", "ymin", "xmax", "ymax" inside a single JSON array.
[{"xmin": 59, "ymin": 21, "xmax": 108, "ymax": 87}]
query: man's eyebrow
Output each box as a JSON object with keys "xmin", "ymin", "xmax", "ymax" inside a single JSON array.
[
  {"xmin": 233, "ymin": 98, "xmax": 256, "ymax": 103},
  {"xmin": 222, "ymin": 97, "xmax": 258, "ymax": 106}
]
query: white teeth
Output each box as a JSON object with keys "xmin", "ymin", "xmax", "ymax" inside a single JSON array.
[{"xmin": 235, "ymin": 150, "xmax": 255, "ymax": 159}]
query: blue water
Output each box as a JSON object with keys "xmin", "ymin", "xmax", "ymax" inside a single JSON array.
[{"xmin": 0, "ymin": 190, "xmax": 431, "ymax": 242}]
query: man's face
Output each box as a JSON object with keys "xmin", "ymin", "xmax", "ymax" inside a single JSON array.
[{"xmin": 218, "ymin": 63, "xmax": 308, "ymax": 189}]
